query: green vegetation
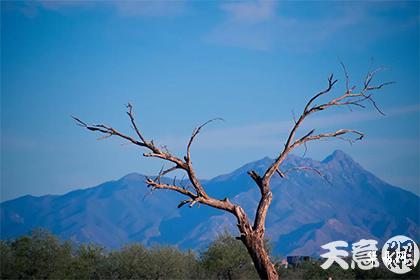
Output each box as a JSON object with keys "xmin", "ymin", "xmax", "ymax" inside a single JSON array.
[
  {"xmin": 200, "ymin": 232, "xmax": 259, "ymax": 279},
  {"xmin": 1, "ymin": 229, "xmax": 419, "ymax": 279},
  {"xmin": 277, "ymin": 261, "xmax": 420, "ymax": 280}
]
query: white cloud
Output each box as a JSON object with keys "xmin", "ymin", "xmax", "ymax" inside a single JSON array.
[
  {"xmin": 19, "ymin": 0, "xmax": 186, "ymax": 18},
  {"xmin": 220, "ymin": 0, "xmax": 277, "ymax": 24},
  {"xmin": 37, "ymin": 0, "xmax": 92, "ymax": 11},
  {"xmin": 206, "ymin": 1, "xmax": 417, "ymax": 51},
  {"xmin": 158, "ymin": 104, "xmax": 420, "ymax": 151},
  {"xmin": 206, "ymin": 2, "xmax": 358, "ymax": 51},
  {"xmin": 112, "ymin": 0, "xmax": 186, "ymax": 17}
]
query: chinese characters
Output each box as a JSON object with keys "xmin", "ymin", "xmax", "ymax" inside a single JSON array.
[{"xmin": 320, "ymin": 235, "xmax": 418, "ymax": 274}]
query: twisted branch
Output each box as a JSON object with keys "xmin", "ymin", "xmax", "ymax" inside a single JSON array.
[
  {"xmin": 251, "ymin": 63, "xmax": 393, "ymax": 234},
  {"xmin": 73, "ymin": 105, "xmax": 252, "ymax": 238},
  {"xmin": 74, "ymin": 62, "xmax": 392, "ymax": 280}
]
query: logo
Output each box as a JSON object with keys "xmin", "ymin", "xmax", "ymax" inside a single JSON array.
[
  {"xmin": 320, "ymin": 235, "xmax": 419, "ymax": 274},
  {"xmin": 381, "ymin": 235, "xmax": 419, "ymax": 274}
]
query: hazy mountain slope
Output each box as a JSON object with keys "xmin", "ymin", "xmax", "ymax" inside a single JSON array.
[
  {"xmin": 1, "ymin": 150, "xmax": 419, "ymax": 256},
  {"xmin": 1, "ymin": 174, "xmax": 184, "ymax": 247},
  {"xmin": 176, "ymin": 150, "xmax": 419, "ymax": 255}
]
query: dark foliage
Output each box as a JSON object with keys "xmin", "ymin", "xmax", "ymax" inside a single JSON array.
[{"xmin": 1, "ymin": 230, "xmax": 419, "ymax": 280}]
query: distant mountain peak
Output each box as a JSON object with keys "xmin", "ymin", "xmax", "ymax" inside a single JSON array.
[
  {"xmin": 252, "ymin": 156, "xmax": 274, "ymax": 168},
  {"xmin": 1, "ymin": 151, "xmax": 418, "ymax": 256},
  {"xmin": 322, "ymin": 150, "xmax": 355, "ymax": 164},
  {"xmin": 215, "ymin": 151, "xmax": 360, "ymax": 181},
  {"xmin": 120, "ymin": 172, "xmax": 144, "ymax": 181}
]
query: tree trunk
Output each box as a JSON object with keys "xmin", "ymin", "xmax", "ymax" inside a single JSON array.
[{"xmin": 241, "ymin": 233, "xmax": 279, "ymax": 280}]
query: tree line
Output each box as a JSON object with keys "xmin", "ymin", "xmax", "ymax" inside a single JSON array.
[{"xmin": 1, "ymin": 229, "xmax": 419, "ymax": 279}]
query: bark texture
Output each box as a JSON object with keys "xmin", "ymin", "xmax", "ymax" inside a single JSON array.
[{"xmin": 242, "ymin": 233, "xmax": 278, "ymax": 280}]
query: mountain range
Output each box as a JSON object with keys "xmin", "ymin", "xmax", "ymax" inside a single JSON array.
[{"xmin": 1, "ymin": 150, "xmax": 419, "ymax": 256}]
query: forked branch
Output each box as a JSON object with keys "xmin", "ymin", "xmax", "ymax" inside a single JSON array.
[
  {"xmin": 262, "ymin": 65, "xmax": 392, "ymax": 185},
  {"xmin": 74, "ymin": 62, "xmax": 392, "ymax": 280},
  {"xmin": 277, "ymin": 166, "xmax": 332, "ymax": 185},
  {"xmin": 251, "ymin": 63, "xmax": 392, "ymax": 234},
  {"xmin": 73, "ymin": 106, "xmax": 251, "ymax": 235},
  {"xmin": 73, "ymin": 105, "xmax": 220, "ymax": 205},
  {"xmin": 186, "ymin": 118, "xmax": 224, "ymax": 162}
]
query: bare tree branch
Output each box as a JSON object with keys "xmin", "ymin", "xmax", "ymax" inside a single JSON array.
[
  {"xmin": 303, "ymin": 74, "xmax": 338, "ymax": 114},
  {"xmin": 275, "ymin": 168, "xmax": 285, "ymax": 178},
  {"xmin": 251, "ymin": 62, "xmax": 393, "ymax": 236},
  {"xmin": 73, "ymin": 108, "xmax": 219, "ymax": 198},
  {"xmin": 186, "ymin": 118, "xmax": 224, "ymax": 162},
  {"xmin": 154, "ymin": 165, "xmax": 179, "ymax": 184},
  {"xmin": 282, "ymin": 166, "xmax": 331, "ymax": 185},
  {"xmin": 146, "ymin": 178, "xmax": 197, "ymax": 199},
  {"xmin": 126, "ymin": 103, "xmax": 147, "ymax": 144},
  {"xmin": 340, "ymin": 59, "xmax": 351, "ymax": 93},
  {"xmin": 292, "ymin": 129, "xmax": 364, "ymax": 149},
  {"xmin": 74, "ymin": 62, "xmax": 392, "ymax": 280},
  {"xmin": 73, "ymin": 107, "xmax": 250, "ymax": 232}
]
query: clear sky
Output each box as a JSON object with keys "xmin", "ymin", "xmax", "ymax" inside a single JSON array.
[{"xmin": 1, "ymin": 0, "xmax": 419, "ymax": 201}]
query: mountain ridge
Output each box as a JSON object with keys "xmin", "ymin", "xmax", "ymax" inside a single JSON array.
[{"xmin": 1, "ymin": 150, "xmax": 419, "ymax": 256}]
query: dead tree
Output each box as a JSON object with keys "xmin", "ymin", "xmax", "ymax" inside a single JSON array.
[{"xmin": 74, "ymin": 64, "xmax": 392, "ymax": 280}]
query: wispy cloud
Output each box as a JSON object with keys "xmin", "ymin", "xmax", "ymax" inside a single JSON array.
[
  {"xmin": 11, "ymin": 0, "xmax": 186, "ymax": 18},
  {"xmin": 111, "ymin": 0, "xmax": 186, "ymax": 17},
  {"xmin": 205, "ymin": 0, "xmax": 279, "ymax": 51},
  {"xmin": 159, "ymin": 104, "xmax": 420, "ymax": 151},
  {"xmin": 206, "ymin": 1, "xmax": 417, "ymax": 51},
  {"xmin": 220, "ymin": 0, "xmax": 277, "ymax": 24},
  {"xmin": 205, "ymin": 1, "xmax": 357, "ymax": 51},
  {"xmin": 37, "ymin": 0, "xmax": 92, "ymax": 11}
]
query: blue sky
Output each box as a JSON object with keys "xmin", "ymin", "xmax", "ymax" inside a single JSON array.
[{"xmin": 1, "ymin": 0, "xmax": 419, "ymax": 201}]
